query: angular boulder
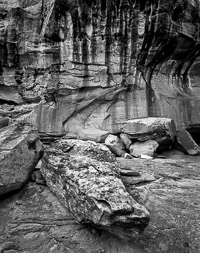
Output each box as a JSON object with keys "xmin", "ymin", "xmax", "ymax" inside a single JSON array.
[
  {"xmin": 175, "ymin": 130, "xmax": 200, "ymax": 156},
  {"xmin": 0, "ymin": 123, "xmax": 43, "ymax": 196},
  {"xmin": 120, "ymin": 133, "xmax": 132, "ymax": 150},
  {"xmin": 121, "ymin": 118, "xmax": 176, "ymax": 148},
  {"xmin": 41, "ymin": 139, "xmax": 150, "ymax": 239},
  {"xmin": 130, "ymin": 140, "xmax": 159, "ymax": 158},
  {"xmin": 121, "ymin": 117, "xmax": 176, "ymax": 141},
  {"xmin": 105, "ymin": 134, "xmax": 125, "ymax": 157}
]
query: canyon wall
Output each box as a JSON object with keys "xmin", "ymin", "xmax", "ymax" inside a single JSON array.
[{"xmin": 1, "ymin": 0, "xmax": 200, "ymax": 138}]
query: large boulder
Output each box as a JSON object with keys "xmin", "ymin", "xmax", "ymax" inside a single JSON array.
[
  {"xmin": 121, "ymin": 117, "xmax": 176, "ymax": 148},
  {"xmin": 130, "ymin": 140, "xmax": 159, "ymax": 158},
  {"xmin": 0, "ymin": 123, "xmax": 43, "ymax": 196},
  {"xmin": 41, "ymin": 139, "xmax": 150, "ymax": 239}
]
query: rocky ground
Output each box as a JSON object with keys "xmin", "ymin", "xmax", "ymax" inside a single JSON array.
[{"xmin": 1, "ymin": 150, "xmax": 200, "ymax": 253}]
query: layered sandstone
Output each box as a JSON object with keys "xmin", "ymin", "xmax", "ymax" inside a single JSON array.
[{"xmin": 0, "ymin": 0, "xmax": 200, "ymax": 137}]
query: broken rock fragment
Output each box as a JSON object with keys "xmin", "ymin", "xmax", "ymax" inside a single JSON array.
[
  {"xmin": 105, "ymin": 134, "xmax": 125, "ymax": 157},
  {"xmin": 41, "ymin": 139, "xmax": 150, "ymax": 239},
  {"xmin": 175, "ymin": 130, "xmax": 200, "ymax": 156},
  {"xmin": 130, "ymin": 140, "xmax": 159, "ymax": 158},
  {"xmin": 0, "ymin": 123, "xmax": 43, "ymax": 196},
  {"xmin": 120, "ymin": 133, "xmax": 132, "ymax": 150}
]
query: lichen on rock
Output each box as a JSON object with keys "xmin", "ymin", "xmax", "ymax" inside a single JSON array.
[{"xmin": 41, "ymin": 139, "xmax": 150, "ymax": 239}]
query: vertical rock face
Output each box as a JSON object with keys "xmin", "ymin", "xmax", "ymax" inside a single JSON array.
[{"xmin": 0, "ymin": 1, "xmax": 200, "ymax": 136}]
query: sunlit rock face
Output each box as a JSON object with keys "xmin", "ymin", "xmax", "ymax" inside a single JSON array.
[{"xmin": 0, "ymin": 0, "xmax": 200, "ymax": 137}]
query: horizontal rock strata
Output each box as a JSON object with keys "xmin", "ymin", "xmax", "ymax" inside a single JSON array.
[{"xmin": 0, "ymin": 1, "xmax": 200, "ymax": 138}]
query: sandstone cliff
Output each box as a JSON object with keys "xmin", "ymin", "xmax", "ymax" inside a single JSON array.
[{"xmin": 0, "ymin": 0, "xmax": 200, "ymax": 137}]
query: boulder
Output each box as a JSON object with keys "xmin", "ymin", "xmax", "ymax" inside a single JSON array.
[
  {"xmin": 122, "ymin": 117, "xmax": 176, "ymax": 148},
  {"xmin": 78, "ymin": 128, "xmax": 109, "ymax": 142},
  {"xmin": 120, "ymin": 133, "xmax": 132, "ymax": 149},
  {"xmin": 130, "ymin": 140, "xmax": 159, "ymax": 158},
  {"xmin": 0, "ymin": 117, "xmax": 9, "ymax": 129},
  {"xmin": 175, "ymin": 130, "xmax": 200, "ymax": 156},
  {"xmin": 105, "ymin": 134, "xmax": 125, "ymax": 157},
  {"xmin": 41, "ymin": 139, "xmax": 150, "ymax": 239},
  {"xmin": 0, "ymin": 123, "xmax": 43, "ymax": 196}
]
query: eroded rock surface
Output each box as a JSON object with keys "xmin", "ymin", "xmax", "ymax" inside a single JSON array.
[
  {"xmin": 122, "ymin": 117, "xmax": 176, "ymax": 141},
  {"xmin": 1, "ymin": 150, "xmax": 200, "ymax": 252},
  {"xmin": 130, "ymin": 140, "xmax": 159, "ymax": 158},
  {"xmin": 41, "ymin": 139, "xmax": 150, "ymax": 239},
  {"xmin": 105, "ymin": 134, "xmax": 125, "ymax": 157},
  {"xmin": 1, "ymin": 1, "xmax": 200, "ymax": 138},
  {"xmin": 0, "ymin": 123, "xmax": 43, "ymax": 196},
  {"xmin": 175, "ymin": 129, "xmax": 200, "ymax": 155}
]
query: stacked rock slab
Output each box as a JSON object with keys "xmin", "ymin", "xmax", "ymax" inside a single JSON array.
[
  {"xmin": 78, "ymin": 128, "xmax": 109, "ymax": 143},
  {"xmin": 41, "ymin": 139, "xmax": 150, "ymax": 239},
  {"xmin": 0, "ymin": 123, "xmax": 43, "ymax": 196},
  {"xmin": 121, "ymin": 117, "xmax": 176, "ymax": 149}
]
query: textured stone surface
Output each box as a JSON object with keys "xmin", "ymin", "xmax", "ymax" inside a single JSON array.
[
  {"xmin": 41, "ymin": 139, "xmax": 150, "ymax": 239},
  {"xmin": 120, "ymin": 133, "xmax": 132, "ymax": 150},
  {"xmin": 130, "ymin": 140, "xmax": 159, "ymax": 158},
  {"xmin": 1, "ymin": 1, "xmax": 200, "ymax": 137},
  {"xmin": 105, "ymin": 134, "xmax": 125, "ymax": 157},
  {"xmin": 175, "ymin": 129, "xmax": 200, "ymax": 155},
  {"xmin": 122, "ymin": 117, "xmax": 176, "ymax": 146},
  {"xmin": 0, "ymin": 116, "xmax": 9, "ymax": 129},
  {"xmin": 0, "ymin": 123, "xmax": 43, "ymax": 196},
  {"xmin": 78, "ymin": 128, "xmax": 109, "ymax": 143},
  {"xmin": 1, "ymin": 150, "xmax": 200, "ymax": 252}
]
